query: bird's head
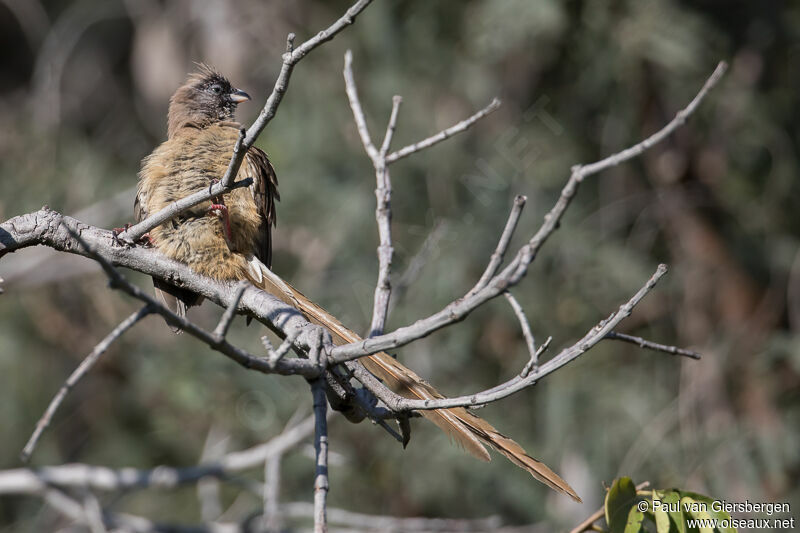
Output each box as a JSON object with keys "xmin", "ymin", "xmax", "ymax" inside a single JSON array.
[{"xmin": 167, "ymin": 65, "xmax": 251, "ymax": 137}]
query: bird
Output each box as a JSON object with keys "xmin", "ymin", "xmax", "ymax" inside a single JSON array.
[{"xmin": 135, "ymin": 65, "xmax": 580, "ymax": 502}]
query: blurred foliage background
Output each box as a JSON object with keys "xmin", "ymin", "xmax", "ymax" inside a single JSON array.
[{"xmin": 0, "ymin": 0, "xmax": 798, "ymax": 530}]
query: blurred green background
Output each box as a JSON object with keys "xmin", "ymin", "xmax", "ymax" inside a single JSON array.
[{"xmin": 0, "ymin": 0, "xmax": 798, "ymax": 530}]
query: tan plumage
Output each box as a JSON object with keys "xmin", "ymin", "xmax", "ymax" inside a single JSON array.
[{"xmin": 137, "ymin": 67, "xmax": 580, "ymax": 502}]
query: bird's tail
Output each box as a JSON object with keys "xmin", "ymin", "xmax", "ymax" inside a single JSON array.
[{"xmin": 245, "ymin": 256, "xmax": 580, "ymax": 502}]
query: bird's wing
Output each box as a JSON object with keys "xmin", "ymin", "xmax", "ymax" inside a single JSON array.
[
  {"xmin": 134, "ymin": 179, "xmax": 147, "ymax": 223},
  {"xmin": 246, "ymin": 146, "xmax": 280, "ymax": 268}
]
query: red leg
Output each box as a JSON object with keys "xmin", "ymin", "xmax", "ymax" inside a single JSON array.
[{"xmin": 207, "ymin": 203, "xmax": 233, "ymax": 243}]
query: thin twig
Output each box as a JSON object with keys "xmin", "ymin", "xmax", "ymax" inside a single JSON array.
[
  {"xmin": 343, "ymin": 50, "xmax": 377, "ymax": 160},
  {"xmin": 385, "ymin": 98, "xmax": 501, "ymax": 164},
  {"xmin": 213, "ymin": 281, "xmax": 248, "ymax": 340},
  {"xmin": 605, "ymin": 331, "xmax": 701, "ymax": 359},
  {"xmin": 379, "ymin": 95, "xmax": 402, "ymax": 158},
  {"xmin": 509, "ymin": 61, "xmax": 729, "ymax": 280},
  {"xmin": 263, "ymin": 329, "xmax": 301, "ymax": 367},
  {"xmin": 503, "ymin": 291, "xmax": 536, "ymax": 361},
  {"xmin": 21, "ymin": 305, "xmax": 153, "ymax": 462},
  {"xmin": 578, "ymin": 62, "xmax": 727, "ymax": 178},
  {"xmin": 521, "ymin": 336, "xmax": 551, "ymax": 378},
  {"xmin": 470, "ymin": 195, "xmax": 527, "ymax": 295},
  {"xmin": 116, "ymin": 176, "xmax": 253, "ymax": 245},
  {"xmin": 311, "ymin": 379, "xmax": 329, "ymax": 533}
]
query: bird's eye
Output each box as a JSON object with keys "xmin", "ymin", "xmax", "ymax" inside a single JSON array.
[{"xmin": 209, "ymin": 84, "xmax": 223, "ymax": 94}]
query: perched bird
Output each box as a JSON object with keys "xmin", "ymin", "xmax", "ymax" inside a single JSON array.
[{"xmin": 136, "ymin": 65, "xmax": 580, "ymax": 502}]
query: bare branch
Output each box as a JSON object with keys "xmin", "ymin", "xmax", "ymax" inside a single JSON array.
[
  {"xmin": 470, "ymin": 195, "xmax": 526, "ymax": 295},
  {"xmin": 328, "ymin": 62, "xmax": 726, "ymax": 364},
  {"xmin": 579, "ymin": 62, "xmax": 727, "ymax": 178},
  {"xmin": 379, "ymin": 95, "xmax": 402, "ymax": 158},
  {"xmin": 373, "ymin": 264, "xmax": 668, "ymax": 412},
  {"xmin": 262, "ymin": 328, "xmax": 301, "ymax": 367},
  {"xmin": 503, "ymin": 291, "xmax": 536, "ymax": 360},
  {"xmin": 385, "ymin": 97, "xmax": 501, "ymax": 164},
  {"xmin": 311, "ymin": 379, "xmax": 329, "ymax": 533},
  {"xmin": 116, "ymin": 176, "xmax": 253, "ymax": 245},
  {"xmin": 605, "ymin": 331, "xmax": 702, "ymax": 359},
  {"xmin": 343, "ymin": 50, "xmax": 378, "ymax": 160},
  {"xmin": 213, "ymin": 281, "xmax": 248, "ymax": 340},
  {"xmin": 511, "ymin": 61, "xmax": 729, "ymax": 279},
  {"xmin": 521, "ymin": 336, "xmax": 551, "ymax": 379},
  {"xmin": 64, "ymin": 221, "xmax": 322, "ymax": 379},
  {"xmin": 21, "ymin": 305, "xmax": 153, "ymax": 462},
  {"xmin": 1, "ymin": 417, "xmax": 316, "ymax": 495},
  {"xmin": 343, "ymin": 52, "xmax": 401, "ymax": 338},
  {"xmin": 368, "ymin": 164, "xmax": 394, "ymax": 338}
]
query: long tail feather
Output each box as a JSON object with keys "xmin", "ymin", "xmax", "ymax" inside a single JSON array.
[{"xmin": 248, "ymin": 258, "xmax": 580, "ymax": 502}]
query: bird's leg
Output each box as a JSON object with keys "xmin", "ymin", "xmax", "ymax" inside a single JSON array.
[
  {"xmin": 207, "ymin": 178, "xmax": 233, "ymax": 244},
  {"xmin": 207, "ymin": 203, "xmax": 233, "ymax": 244}
]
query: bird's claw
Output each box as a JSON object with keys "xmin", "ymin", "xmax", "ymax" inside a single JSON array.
[
  {"xmin": 112, "ymin": 224, "xmax": 153, "ymax": 247},
  {"xmin": 207, "ymin": 203, "xmax": 233, "ymax": 242}
]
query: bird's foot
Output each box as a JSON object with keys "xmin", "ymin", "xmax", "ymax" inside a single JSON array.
[
  {"xmin": 111, "ymin": 223, "xmax": 132, "ymax": 245},
  {"xmin": 207, "ymin": 203, "xmax": 233, "ymax": 243},
  {"xmin": 112, "ymin": 224, "xmax": 154, "ymax": 247},
  {"xmin": 138, "ymin": 233, "xmax": 154, "ymax": 247}
]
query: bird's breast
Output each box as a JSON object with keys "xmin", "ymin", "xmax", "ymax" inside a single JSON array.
[{"xmin": 139, "ymin": 125, "xmax": 261, "ymax": 280}]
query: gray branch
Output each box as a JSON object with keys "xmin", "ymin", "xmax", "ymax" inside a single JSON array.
[
  {"xmin": 327, "ymin": 61, "xmax": 728, "ymax": 365},
  {"xmin": 385, "ymin": 98, "xmax": 501, "ymax": 164},
  {"xmin": 311, "ymin": 378, "xmax": 329, "ymax": 533},
  {"xmin": 20, "ymin": 304, "xmax": 153, "ymax": 462},
  {"xmin": 343, "ymin": 51, "xmax": 400, "ymax": 338},
  {"xmin": 1, "ymin": 416, "xmax": 315, "ymax": 495}
]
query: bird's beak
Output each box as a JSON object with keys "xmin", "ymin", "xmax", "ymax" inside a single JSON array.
[{"xmin": 230, "ymin": 89, "xmax": 251, "ymax": 103}]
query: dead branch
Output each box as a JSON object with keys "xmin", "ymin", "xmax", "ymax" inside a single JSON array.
[{"xmin": 20, "ymin": 304, "xmax": 154, "ymax": 462}]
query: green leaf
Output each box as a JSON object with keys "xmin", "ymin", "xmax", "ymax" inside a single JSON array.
[
  {"xmin": 682, "ymin": 496, "xmax": 713, "ymax": 533},
  {"xmin": 658, "ymin": 490, "xmax": 685, "ymax": 533},
  {"xmin": 624, "ymin": 505, "xmax": 645, "ymax": 533},
  {"xmin": 651, "ymin": 491, "xmax": 671, "ymax": 533},
  {"xmin": 679, "ymin": 491, "xmax": 736, "ymax": 533},
  {"xmin": 605, "ymin": 477, "xmax": 639, "ymax": 533}
]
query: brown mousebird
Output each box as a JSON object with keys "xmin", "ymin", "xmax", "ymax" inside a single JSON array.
[{"xmin": 136, "ymin": 65, "xmax": 580, "ymax": 502}]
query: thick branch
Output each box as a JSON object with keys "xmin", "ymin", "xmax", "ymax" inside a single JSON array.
[{"xmin": 0, "ymin": 210, "xmax": 322, "ymax": 378}]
